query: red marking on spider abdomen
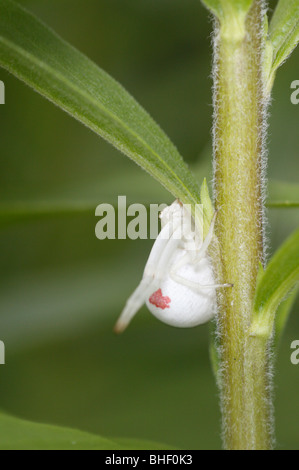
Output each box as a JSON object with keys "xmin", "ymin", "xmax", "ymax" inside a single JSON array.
[{"xmin": 149, "ymin": 289, "xmax": 171, "ymax": 310}]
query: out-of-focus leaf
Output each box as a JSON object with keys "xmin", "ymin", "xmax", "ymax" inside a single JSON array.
[
  {"xmin": 0, "ymin": 167, "xmax": 173, "ymax": 227},
  {"xmin": 267, "ymin": 202, "xmax": 299, "ymax": 209},
  {"xmin": 0, "ymin": 413, "xmax": 173, "ymax": 450},
  {"xmin": 1, "ymin": 178, "xmax": 298, "ymax": 228},
  {"xmin": 0, "ymin": 413, "xmax": 118, "ymax": 450},
  {"xmin": 275, "ymin": 286, "xmax": 299, "ymax": 346},
  {"xmin": 0, "ymin": 0, "xmax": 200, "ymax": 207},
  {"xmin": 266, "ymin": 0, "xmax": 299, "ymax": 92},
  {"xmin": 250, "ymin": 228, "xmax": 299, "ymax": 339},
  {"xmin": 267, "ymin": 180, "xmax": 299, "ymax": 208}
]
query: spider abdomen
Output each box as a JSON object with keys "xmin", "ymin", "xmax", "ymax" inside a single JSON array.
[{"xmin": 146, "ymin": 251, "xmax": 216, "ymax": 328}]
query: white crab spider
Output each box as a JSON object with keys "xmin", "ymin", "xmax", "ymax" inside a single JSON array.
[{"xmin": 115, "ymin": 200, "xmax": 230, "ymax": 333}]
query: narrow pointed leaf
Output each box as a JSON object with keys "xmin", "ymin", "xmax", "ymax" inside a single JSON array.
[
  {"xmin": 275, "ymin": 286, "xmax": 299, "ymax": 346},
  {"xmin": 0, "ymin": 0, "xmax": 200, "ymax": 207},
  {"xmin": 251, "ymin": 228, "xmax": 299, "ymax": 339},
  {"xmin": 266, "ymin": 0, "xmax": 299, "ymax": 91}
]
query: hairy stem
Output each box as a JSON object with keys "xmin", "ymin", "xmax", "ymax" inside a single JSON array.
[{"xmin": 213, "ymin": 1, "xmax": 273, "ymax": 449}]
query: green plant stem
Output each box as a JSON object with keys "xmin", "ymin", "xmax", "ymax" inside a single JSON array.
[{"xmin": 213, "ymin": 1, "xmax": 273, "ymax": 449}]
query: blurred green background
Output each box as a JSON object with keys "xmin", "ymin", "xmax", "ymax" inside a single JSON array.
[{"xmin": 0, "ymin": 0, "xmax": 298, "ymax": 450}]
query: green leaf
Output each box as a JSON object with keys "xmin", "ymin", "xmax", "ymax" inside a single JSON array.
[
  {"xmin": 275, "ymin": 286, "xmax": 299, "ymax": 346},
  {"xmin": 0, "ymin": 0, "xmax": 200, "ymax": 207},
  {"xmin": 201, "ymin": 0, "xmax": 253, "ymax": 22},
  {"xmin": 0, "ymin": 413, "xmax": 173, "ymax": 450},
  {"xmin": 200, "ymin": 178, "xmax": 214, "ymax": 222},
  {"xmin": 250, "ymin": 228, "xmax": 299, "ymax": 340},
  {"xmin": 266, "ymin": 0, "xmax": 299, "ymax": 92}
]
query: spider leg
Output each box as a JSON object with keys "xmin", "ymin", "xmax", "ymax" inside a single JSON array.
[
  {"xmin": 114, "ymin": 221, "xmax": 184, "ymax": 333},
  {"xmin": 114, "ymin": 278, "xmax": 160, "ymax": 334},
  {"xmin": 170, "ymin": 272, "xmax": 233, "ymax": 292},
  {"xmin": 143, "ymin": 219, "xmax": 181, "ymax": 278},
  {"xmin": 192, "ymin": 210, "xmax": 217, "ymax": 263}
]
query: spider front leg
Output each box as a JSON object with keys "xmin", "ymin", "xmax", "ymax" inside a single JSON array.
[{"xmin": 114, "ymin": 221, "xmax": 184, "ymax": 333}]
